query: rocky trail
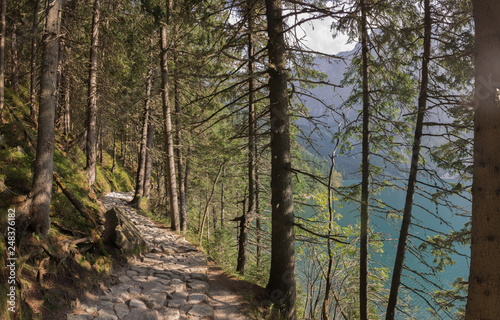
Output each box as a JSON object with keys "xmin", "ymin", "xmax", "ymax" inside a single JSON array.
[{"xmin": 66, "ymin": 192, "xmax": 263, "ymax": 320}]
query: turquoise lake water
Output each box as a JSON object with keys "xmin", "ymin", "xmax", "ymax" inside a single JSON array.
[{"xmin": 297, "ymin": 179, "xmax": 471, "ymax": 319}]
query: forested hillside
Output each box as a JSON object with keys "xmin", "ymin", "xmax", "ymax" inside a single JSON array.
[{"xmin": 0, "ymin": 0, "xmax": 499, "ymax": 319}]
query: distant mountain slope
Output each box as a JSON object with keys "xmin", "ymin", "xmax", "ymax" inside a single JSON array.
[{"xmin": 295, "ymin": 47, "xmax": 471, "ymax": 180}]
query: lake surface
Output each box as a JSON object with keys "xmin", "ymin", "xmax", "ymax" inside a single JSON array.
[{"xmin": 297, "ymin": 179, "xmax": 471, "ymax": 319}]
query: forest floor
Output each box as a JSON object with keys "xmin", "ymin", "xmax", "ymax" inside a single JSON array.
[{"xmin": 65, "ymin": 192, "xmax": 267, "ymax": 320}]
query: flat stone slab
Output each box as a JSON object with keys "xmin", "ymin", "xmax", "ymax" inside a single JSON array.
[
  {"xmin": 187, "ymin": 280, "xmax": 209, "ymax": 294},
  {"xmin": 98, "ymin": 301, "xmax": 115, "ymax": 310},
  {"xmin": 168, "ymin": 278, "xmax": 186, "ymax": 292},
  {"xmin": 169, "ymin": 291, "xmax": 188, "ymax": 300},
  {"xmin": 95, "ymin": 309, "xmax": 118, "ymax": 320},
  {"xmin": 128, "ymin": 287, "xmax": 141, "ymax": 294},
  {"xmin": 190, "ymin": 272, "xmax": 208, "ymax": 282},
  {"xmin": 128, "ymin": 298, "xmax": 147, "ymax": 309},
  {"xmin": 143, "ymin": 292, "xmax": 167, "ymax": 309},
  {"xmin": 124, "ymin": 309, "xmax": 159, "ymax": 320},
  {"xmin": 67, "ymin": 314, "xmax": 93, "ymax": 320},
  {"xmin": 126, "ymin": 270, "xmax": 139, "ymax": 277},
  {"xmin": 101, "ymin": 295, "xmax": 124, "ymax": 303},
  {"xmin": 187, "ymin": 304, "xmax": 215, "ymax": 319},
  {"xmin": 115, "ymin": 303, "xmax": 129, "ymax": 319},
  {"xmin": 161, "ymin": 307, "xmax": 180, "ymax": 320},
  {"xmin": 167, "ymin": 299, "xmax": 186, "ymax": 308},
  {"xmin": 141, "ymin": 281, "xmax": 168, "ymax": 293}
]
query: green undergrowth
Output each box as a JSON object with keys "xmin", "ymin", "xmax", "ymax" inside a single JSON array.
[
  {"xmin": 0, "ymin": 88, "xmax": 135, "ymax": 319},
  {"xmin": 140, "ymin": 206, "xmax": 171, "ymax": 227},
  {"xmin": 192, "ymin": 227, "xmax": 269, "ymax": 288}
]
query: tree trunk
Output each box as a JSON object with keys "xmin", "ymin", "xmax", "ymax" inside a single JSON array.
[
  {"xmin": 237, "ymin": 6, "xmax": 256, "ymax": 275},
  {"xmin": 56, "ymin": 18, "xmax": 65, "ymax": 127},
  {"xmin": 173, "ymin": 43, "xmax": 187, "ymax": 234},
  {"xmin": 29, "ymin": 0, "xmax": 62, "ymax": 238},
  {"xmin": 237, "ymin": 191, "xmax": 247, "ymax": 274},
  {"xmin": 265, "ymin": 0, "xmax": 296, "ymax": 317},
  {"xmin": 206, "ymin": 206, "xmax": 210, "ymax": 251},
  {"xmin": 212, "ymin": 205, "xmax": 217, "ymax": 230},
  {"xmin": 359, "ymin": 0, "xmax": 370, "ymax": 318},
  {"xmin": 220, "ymin": 166, "xmax": 225, "ymax": 228},
  {"xmin": 466, "ymin": 1, "xmax": 500, "ymax": 318},
  {"xmin": 385, "ymin": 1, "xmax": 431, "ymax": 319},
  {"xmin": 0, "ymin": 0, "xmax": 5, "ymax": 122},
  {"xmin": 122, "ymin": 128, "xmax": 127, "ymax": 167},
  {"xmin": 61, "ymin": 44, "xmax": 71, "ymax": 136},
  {"xmin": 131, "ymin": 67, "xmax": 152, "ymax": 207},
  {"xmin": 185, "ymin": 145, "xmax": 191, "ymax": 198},
  {"xmin": 98, "ymin": 122, "xmax": 103, "ymax": 164},
  {"xmin": 111, "ymin": 129, "xmax": 116, "ymax": 173},
  {"xmin": 30, "ymin": 0, "xmax": 41, "ymax": 124},
  {"xmin": 199, "ymin": 163, "xmax": 224, "ymax": 244},
  {"xmin": 10, "ymin": 9, "xmax": 19, "ymax": 94},
  {"xmin": 256, "ymin": 167, "xmax": 261, "ymax": 267},
  {"xmin": 143, "ymin": 122, "xmax": 154, "ymax": 199},
  {"xmin": 85, "ymin": 0, "xmax": 100, "ymax": 189},
  {"xmin": 160, "ymin": 25, "xmax": 180, "ymax": 231},
  {"xmin": 321, "ymin": 154, "xmax": 337, "ymax": 320},
  {"xmin": 156, "ymin": 162, "xmax": 163, "ymax": 202}
]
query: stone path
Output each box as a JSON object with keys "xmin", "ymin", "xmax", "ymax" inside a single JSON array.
[{"xmin": 66, "ymin": 192, "xmax": 248, "ymax": 320}]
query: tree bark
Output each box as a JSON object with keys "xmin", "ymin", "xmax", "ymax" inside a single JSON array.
[
  {"xmin": 30, "ymin": 0, "xmax": 40, "ymax": 124},
  {"xmin": 212, "ymin": 204, "xmax": 217, "ymax": 230},
  {"xmin": 10, "ymin": 8, "xmax": 19, "ymax": 94},
  {"xmin": 256, "ymin": 167, "xmax": 261, "ymax": 267},
  {"xmin": 98, "ymin": 122, "xmax": 103, "ymax": 164},
  {"xmin": 122, "ymin": 127, "xmax": 127, "ymax": 167},
  {"xmin": 156, "ymin": 162, "xmax": 163, "ymax": 203},
  {"xmin": 56, "ymin": 14, "xmax": 66, "ymax": 126},
  {"xmin": 184, "ymin": 146, "xmax": 191, "ymax": 205},
  {"xmin": 61, "ymin": 45, "xmax": 71, "ymax": 136},
  {"xmin": 173, "ymin": 42, "xmax": 187, "ymax": 233},
  {"xmin": 265, "ymin": 0, "xmax": 296, "ymax": 318},
  {"xmin": 321, "ymin": 153, "xmax": 337, "ymax": 320},
  {"xmin": 199, "ymin": 163, "xmax": 224, "ymax": 244},
  {"xmin": 237, "ymin": 5, "xmax": 256, "ymax": 275},
  {"xmin": 220, "ymin": 166, "xmax": 225, "ymax": 228},
  {"xmin": 385, "ymin": 1, "xmax": 431, "ymax": 318},
  {"xmin": 85, "ymin": 0, "xmax": 100, "ymax": 189},
  {"xmin": 143, "ymin": 122, "xmax": 154, "ymax": 199},
  {"xmin": 111, "ymin": 129, "xmax": 116, "ymax": 173},
  {"xmin": 160, "ymin": 25, "xmax": 180, "ymax": 231},
  {"xmin": 29, "ymin": 0, "xmax": 62, "ymax": 238},
  {"xmin": 237, "ymin": 191, "xmax": 247, "ymax": 274},
  {"xmin": 359, "ymin": 0, "xmax": 370, "ymax": 318},
  {"xmin": 466, "ymin": 1, "xmax": 500, "ymax": 318},
  {"xmin": 131, "ymin": 67, "xmax": 152, "ymax": 207},
  {"xmin": 0, "ymin": 0, "xmax": 5, "ymax": 122}
]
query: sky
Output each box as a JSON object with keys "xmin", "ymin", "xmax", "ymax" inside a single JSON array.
[
  {"xmin": 227, "ymin": 4, "xmax": 356, "ymax": 55},
  {"xmin": 297, "ymin": 16, "xmax": 356, "ymax": 55}
]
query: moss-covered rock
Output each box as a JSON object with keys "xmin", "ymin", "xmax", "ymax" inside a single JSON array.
[{"xmin": 103, "ymin": 207, "xmax": 147, "ymax": 254}]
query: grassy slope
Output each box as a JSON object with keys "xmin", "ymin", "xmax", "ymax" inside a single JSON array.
[{"xmin": 0, "ymin": 89, "xmax": 134, "ymax": 319}]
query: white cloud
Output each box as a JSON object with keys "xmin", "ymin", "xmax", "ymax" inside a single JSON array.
[{"xmin": 295, "ymin": 16, "xmax": 356, "ymax": 55}]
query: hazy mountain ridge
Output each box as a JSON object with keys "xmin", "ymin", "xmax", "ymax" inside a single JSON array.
[{"xmin": 296, "ymin": 47, "xmax": 470, "ymax": 180}]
